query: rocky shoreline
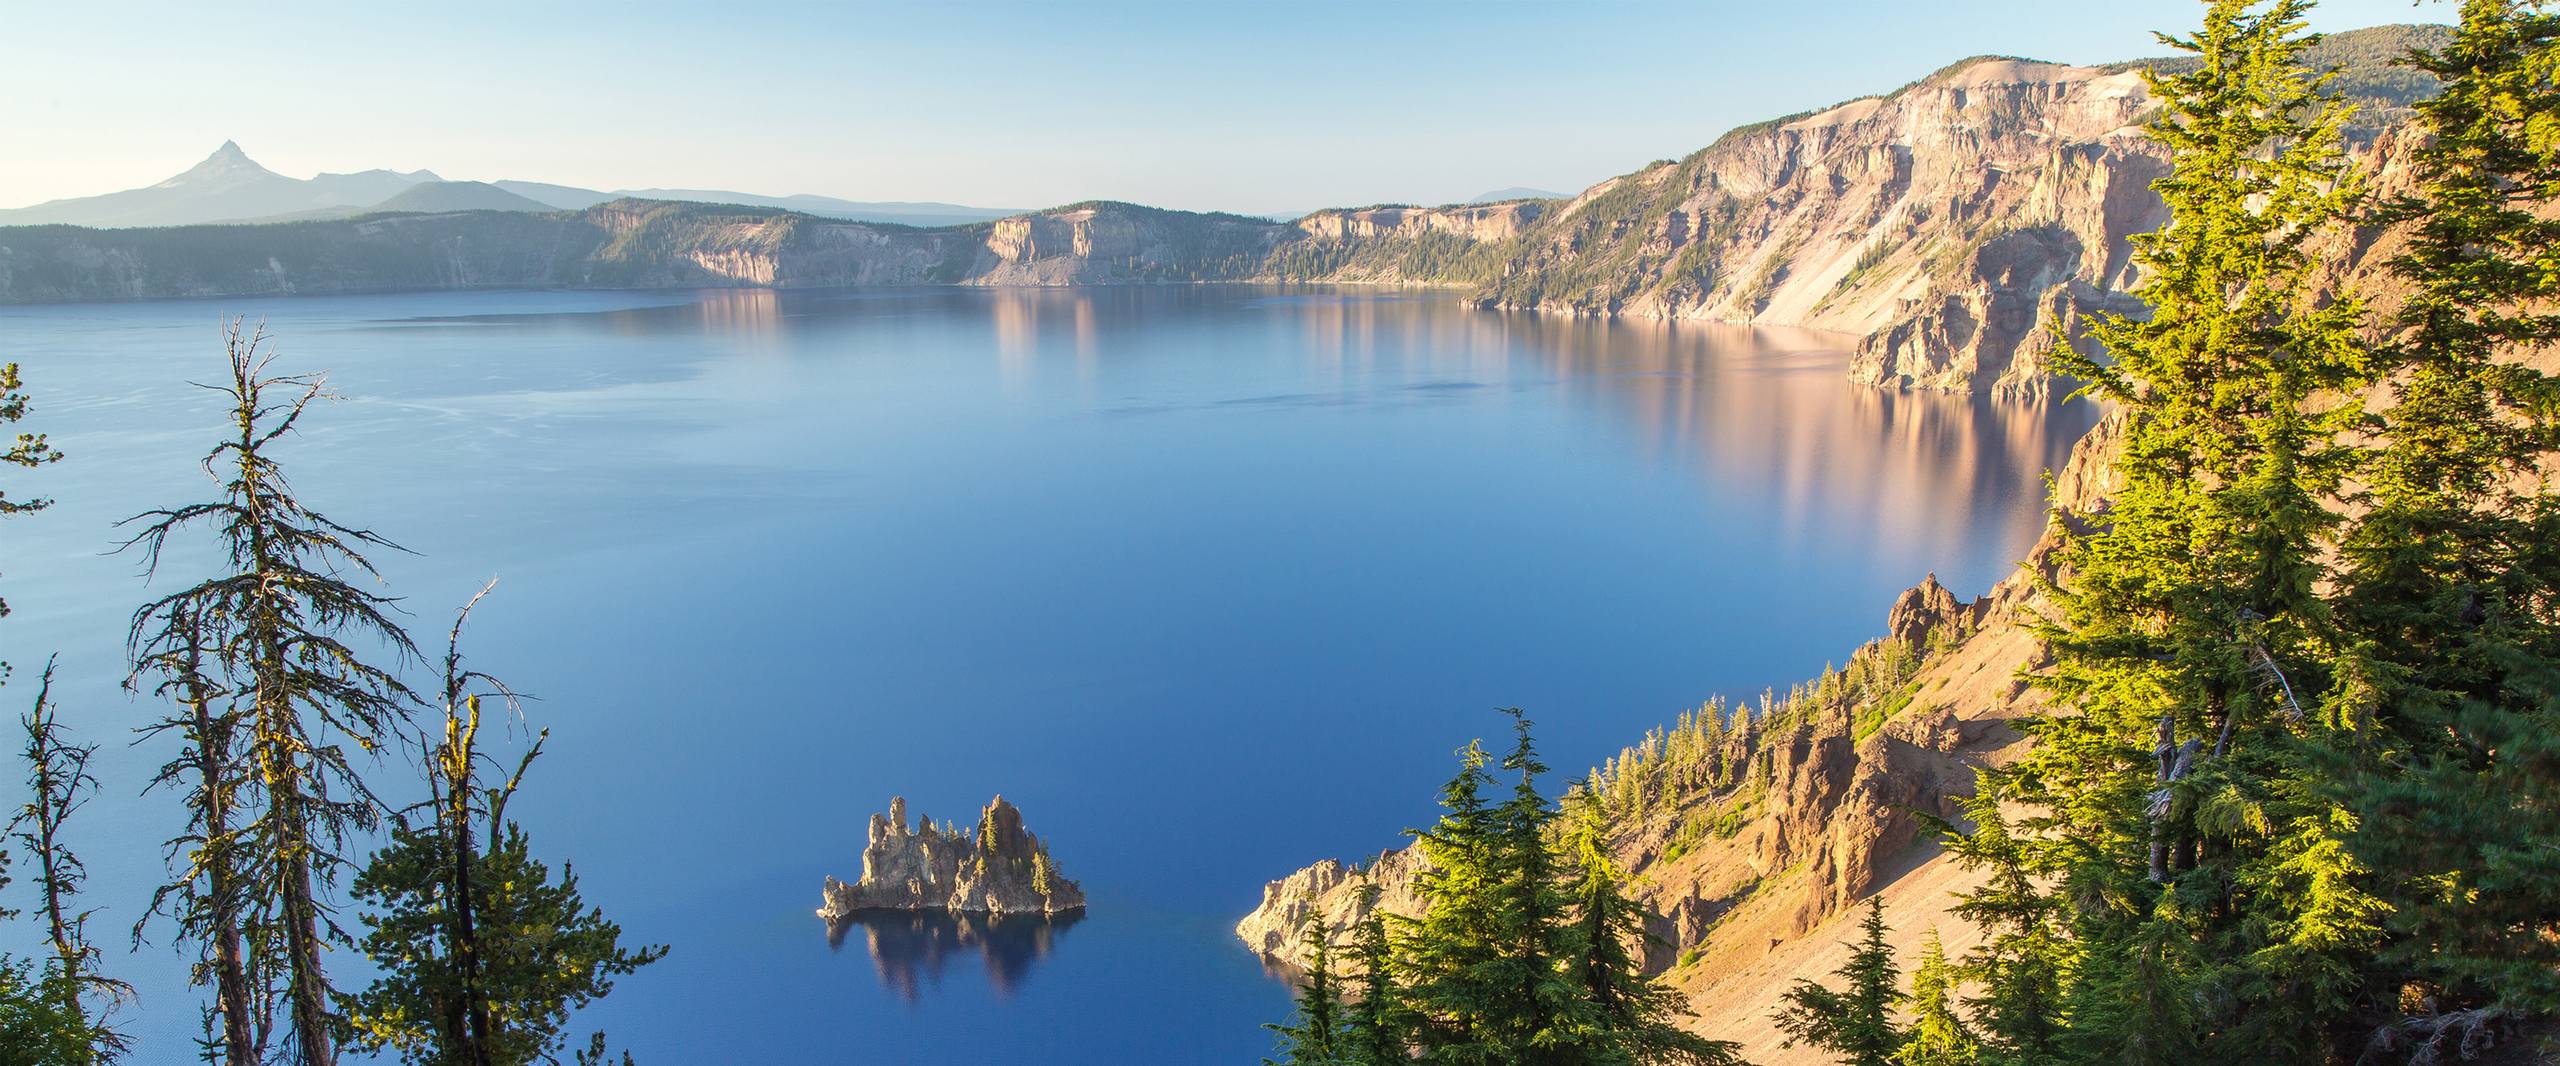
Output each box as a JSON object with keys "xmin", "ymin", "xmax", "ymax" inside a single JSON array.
[{"xmin": 1234, "ymin": 415, "xmax": 2127, "ymax": 1061}]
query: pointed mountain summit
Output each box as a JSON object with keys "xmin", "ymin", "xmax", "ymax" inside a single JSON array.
[
  {"xmin": 3, "ymin": 142, "xmax": 1018, "ymax": 229},
  {"xmin": 0, "ymin": 141, "xmax": 446, "ymax": 228},
  {"xmin": 152, "ymin": 140, "xmax": 288, "ymax": 192},
  {"xmin": 189, "ymin": 139, "xmax": 260, "ymax": 172}
]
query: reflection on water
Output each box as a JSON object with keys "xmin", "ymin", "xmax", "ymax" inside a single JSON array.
[
  {"xmin": 825, "ymin": 910, "xmax": 1083, "ymax": 1002},
  {"xmin": 2, "ymin": 284, "xmax": 2097, "ymax": 1065}
]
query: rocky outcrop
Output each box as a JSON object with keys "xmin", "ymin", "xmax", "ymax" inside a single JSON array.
[
  {"xmin": 819, "ymin": 796, "xmax": 1085, "ymax": 918},
  {"xmin": 1464, "ymin": 27, "xmax": 2436, "ymax": 394},
  {"xmin": 1233, "ymin": 845, "xmax": 1429, "ymax": 966},
  {"xmin": 1886, "ymin": 571, "xmax": 1983, "ymax": 648},
  {"xmin": 1849, "ymin": 229, "xmax": 2148, "ymax": 399},
  {"xmin": 1237, "ymin": 563, "xmax": 2010, "ymax": 972},
  {"xmin": 1237, "ymin": 418, "xmax": 2132, "ymax": 1063}
]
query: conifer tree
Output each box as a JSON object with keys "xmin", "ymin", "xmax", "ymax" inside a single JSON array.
[
  {"xmin": 1398, "ymin": 737, "xmax": 1508, "ymax": 1060},
  {"xmin": 131, "ymin": 603, "xmax": 269, "ymax": 1066},
  {"xmin": 0, "ymin": 955, "xmax": 96, "ymax": 1065},
  {"xmin": 1897, "ymin": 932, "xmax": 1973, "ymax": 1066},
  {"xmin": 2331, "ymin": 0, "xmax": 2560, "ymax": 1040},
  {"xmin": 1561, "ymin": 799, "xmax": 1743, "ymax": 1066},
  {"xmin": 1304, "ymin": 711, "xmax": 1741, "ymax": 1065},
  {"xmin": 1489, "ymin": 708, "xmax": 1578, "ymax": 1062},
  {"xmin": 123, "ymin": 320, "xmax": 423, "ymax": 1065},
  {"xmin": 0, "ymin": 358, "xmax": 63, "ymax": 646},
  {"xmin": 1982, "ymin": 1, "xmax": 2383, "ymax": 1059},
  {"xmin": 0, "ymin": 351, "xmax": 108, "ymax": 1063},
  {"xmin": 1775, "ymin": 897, "xmax": 1903, "ymax": 1066},
  {"xmin": 1342, "ymin": 883, "xmax": 1408, "ymax": 1066},
  {"xmin": 9, "ymin": 659, "xmax": 133, "ymax": 1061},
  {"xmin": 337, "ymin": 585, "xmax": 664, "ymax": 1066},
  {"xmin": 1266, "ymin": 925, "xmax": 1346, "ymax": 1066},
  {"xmin": 1930, "ymin": 783, "xmax": 2058, "ymax": 1066}
]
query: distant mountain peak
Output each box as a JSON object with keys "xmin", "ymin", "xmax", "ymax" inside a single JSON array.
[{"xmin": 162, "ymin": 140, "xmax": 278, "ymax": 188}]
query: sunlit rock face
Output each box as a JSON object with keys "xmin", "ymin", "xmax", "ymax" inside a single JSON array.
[
  {"xmin": 819, "ymin": 795, "xmax": 1086, "ymax": 919},
  {"xmin": 1239, "ymin": 420, "xmax": 2138, "ymax": 1062}
]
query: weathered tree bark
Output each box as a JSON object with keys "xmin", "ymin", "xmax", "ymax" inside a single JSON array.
[
  {"xmin": 190, "ymin": 678, "xmax": 259, "ymax": 1066},
  {"xmin": 2147, "ymin": 715, "xmax": 2200, "ymax": 883}
]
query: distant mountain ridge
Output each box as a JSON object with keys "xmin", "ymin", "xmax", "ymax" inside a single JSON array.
[
  {"xmin": 0, "ymin": 141, "xmax": 450, "ymax": 228},
  {"xmin": 0, "ymin": 144, "xmax": 1024, "ymax": 229},
  {"xmin": 1467, "ymin": 187, "xmax": 1570, "ymax": 203},
  {"xmin": 0, "ymin": 24, "xmax": 2447, "ymax": 398}
]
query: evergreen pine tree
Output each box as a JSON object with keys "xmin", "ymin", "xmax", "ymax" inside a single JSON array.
[
  {"xmin": 1343, "ymin": 883, "xmax": 1409, "ymax": 1066},
  {"xmin": 1489, "ymin": 708, "xmax": 1579, "ymax": 1064},
  {"xmin": 1931, "ymin": 781, "xmax": 2059, "ymax": 1066},
  {"xmin": 2331, "ymin": 0, "xmax": 2560, "ymax": 1041},
  {"xmin": 1992, "ymin": 2, "xmax": 2384, "ymax": 1060},
  {"xmin": 1774, "ymin": 897, "xmax": 1904, "ymax": 1066},
  {"xmin": 1560, "ymin": 798, "xmax": 1743, "ymax": 1066},
  {"xmin": 1397, "ymin": 737, "xmax": 1509, "ymax": 1061},
  {"xmin": 1317, "ymin": 711, "xmax": 1747, "ymax": 1066},
  {"xmin": 1897, "ymin": 932, "xmax": 1974, "ymax": 1066},
  {"xmin": 336, "ymin": 585, "xmax": 664, "ymax": 1066},
  {"xmin": 1267, "ymin": 925, "xmax": 1346, "ymax": 1066}
]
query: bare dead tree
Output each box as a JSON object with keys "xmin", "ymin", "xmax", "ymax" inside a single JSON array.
[
  {"xmin": 9, "ymin": 657, "xmax": 136, "ymax": 1060},
  {"xmin": 121, "ymin": 319, "xmax": 419, "ymax": 1066},
  {"xmin": 131, "ymin": 603, "xmax": 271, "ymax": 1066}
]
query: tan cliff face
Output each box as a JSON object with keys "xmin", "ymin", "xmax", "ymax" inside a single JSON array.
[
  {"xmin": 1467, "ymin": 60, "xmax": 2172, "ymax": 399},
  {"xmin": 1236, "ymin": 417, "xmax": 2126, "ymax": 1062},
  {"xmin": 1291, "ymin": 202, "xmax": 1543, "ymax": 245},
  {"xmin": 0, "ymin": 60, "xmax": 2183, "ymax": 338},
  {"xmin": 0, "ymin": 28, "xmax": 2440, "ymax": 400}
]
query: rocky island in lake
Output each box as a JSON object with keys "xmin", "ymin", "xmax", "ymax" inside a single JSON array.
[{"xmin": 820, "ymin": 796, "xmax": 1085, "ymax": 919}]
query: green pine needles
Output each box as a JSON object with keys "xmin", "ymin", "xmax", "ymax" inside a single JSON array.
[
  {"xmin": 1263, "ymin": 709, "xmax": 1741, "ymax": 1066},
  {"xmin": 1775, "ymin": 899, "xmax": 1905, "ymax": 1066},
  {"xmin": 114, "ymin": 323, "xmax": 659, "ymax": 1065},
  {"xmin": 1935, "ymin": 1, "xmax": 2560, "ymax": 1062},
  {"xmin": 2335, "ymin": 0, "xmax": 2560, "ymax": 1043}
]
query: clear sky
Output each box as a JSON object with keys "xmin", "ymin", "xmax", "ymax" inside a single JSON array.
[{"xmin": 4, "ymin": 0, "xmax": 2434, "ymax": 214}]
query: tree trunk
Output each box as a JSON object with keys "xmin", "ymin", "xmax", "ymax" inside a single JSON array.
[
  {"xmin": 193, "ymin": 691, "xmax": 259, "ymax": 1066},
  {"xmin": 2147, "ymin": 715, "xmax": 2199, "ymax": 883},
  {"xmin": 283, "ymin": 832, "xmax": 333, "ymax": 1066},
  {"xmin": 452, "ymin": 806, "xmax": 494, "ymax": 1066}
]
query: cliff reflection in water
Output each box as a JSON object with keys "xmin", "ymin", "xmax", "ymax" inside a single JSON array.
[{"xmin": 826, "ymin": 910, "xmax": 1082, "ymax": 1002}]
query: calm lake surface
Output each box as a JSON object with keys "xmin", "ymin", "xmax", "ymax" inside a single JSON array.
[{"xmin": 0, "ymin": 286, "xmax": 2096, "ymax": 1063}]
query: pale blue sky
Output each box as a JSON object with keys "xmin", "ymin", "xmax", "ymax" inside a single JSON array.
[{"xmin": 4, "ymin": 0, "xmax": 2433, "ymax": 214}]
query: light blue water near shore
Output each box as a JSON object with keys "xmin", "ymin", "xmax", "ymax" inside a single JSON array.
[{"xmin": 0, "ymin": 286, "xmax": 2095, "ymax": 1063}]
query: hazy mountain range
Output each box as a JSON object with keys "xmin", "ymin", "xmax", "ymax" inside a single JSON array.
[
  {"xmin": 0, "ymin": 24, "xmax": 2444, "ymax": 405},
  {"xmin": 0, "ymin": 143, "xmax": 1028, "ymax": 229},
  {"xmin": 0, "ymin": 145, "xmax": 1577, "ymax": 231}
]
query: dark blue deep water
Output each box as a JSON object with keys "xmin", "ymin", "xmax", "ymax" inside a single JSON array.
[{"xmin": 0, "ymin": 286, "xmax": 2096, "ymax": 1063}]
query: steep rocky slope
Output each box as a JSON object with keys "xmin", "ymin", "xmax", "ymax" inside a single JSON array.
[
  {"xmin": 1237, "ymin": 416, "xmax": 2123, "ymax": 1060},
  {"xmin": 1447, "ymin": 25, "xmax": 2442, "ymax": 396}
]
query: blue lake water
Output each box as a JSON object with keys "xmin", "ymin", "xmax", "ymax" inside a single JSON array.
[{"xmin": 0, "ymin": 286, "xmax": 2095, "ymax": 1063}]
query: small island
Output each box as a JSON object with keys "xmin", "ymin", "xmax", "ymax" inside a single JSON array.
[{"xmin": 819, "ymin": 795, "xmax": 1086, "ymax": 919}]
